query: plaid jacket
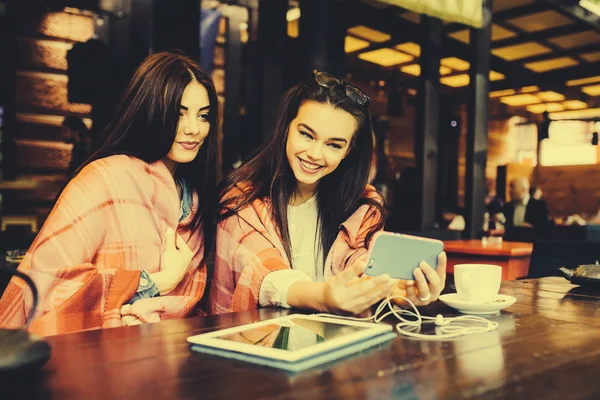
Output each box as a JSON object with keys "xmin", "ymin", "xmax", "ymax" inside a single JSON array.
[
  {"xmin": 0, "ymin": 155, "xmax": 207, "ymax": 336},
  {"xmin": 209, "ymin": 184, "xmax": 383, "ymax": 314}
]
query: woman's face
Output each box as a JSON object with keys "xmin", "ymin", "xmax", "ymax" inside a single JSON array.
[
  {"xmin": 285, "ymin": 101, "xmax": 357, "ymax": 193},
  {"xmin": 165, "ymin": 80, "xmax": 211, "ymax": 166}
]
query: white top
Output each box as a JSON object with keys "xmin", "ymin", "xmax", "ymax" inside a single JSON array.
[
  {"xmin": 258, "ymin": 195, "xmax": 324, "ymax": 308},
  {"xmin": 513, "ymin": 194, "xmax": 530, "ymax": 226}
]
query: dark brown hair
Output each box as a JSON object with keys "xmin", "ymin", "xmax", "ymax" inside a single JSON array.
[
  {"xmin": 63, "ymin": 51, "xmax": 220, "ymax": 258},
  {"xmin": 219, "ymin": 77, "xmax": 385, "ymax": 269}
]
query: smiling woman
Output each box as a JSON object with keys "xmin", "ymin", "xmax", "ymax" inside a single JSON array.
[
  {"xmin": 285, "ymin": 104, "xmax": 356, "ymax": 202},
  {"xmin": 210, "ymin": 71, "xmax": 447, "ymax": 316},
  {"xmin": 0, "ymin": 51, "xmax": 220, "ymax": 336}
]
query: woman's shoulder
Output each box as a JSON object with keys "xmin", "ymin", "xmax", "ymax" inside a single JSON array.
[
  {"xmin": 222, "ymin": 181, "xmax": 252, "ymax": 198},
  {"xmin": 361, "ymin": 184, "xmax": 384, "ymax": 204},
  {"xmin": 81, "ymin": 155, "xmax": 135, "ymax": 174},
  {"xmin": 219, "ymin": 181, "xmax": 271, "ymax": 221},
  {"xmin": 220, "ymin": 181, "xmax": 261, "ymax": 207},
  {"xmin": 79, "ymin": 155, "xmax": 162, "ymax": 182}
]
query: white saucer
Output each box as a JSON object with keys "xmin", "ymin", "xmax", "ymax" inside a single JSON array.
[{"xmin": 439, "ymin": 294, "xmax": 516, "ymax": 315}]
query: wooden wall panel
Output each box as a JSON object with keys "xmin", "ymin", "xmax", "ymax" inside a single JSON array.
[
  {"xmin": 502, "ymin": 163, "xmax": 600, "ymax": 218},
  {"xmin": 15, "ymin": 139, "xmax": 71, "ymax": 171},
  {"xmin": 214, "ymin": 46, "xmax": 225, "ymax": 67},
  {"xmin": 22, "ymin": 12, "xmax": 94, "ymax": 42},
  {"xmin": 15, "ymin": 71, "xmax": 92, "ymax": 115},
  {"xmin": 212, "ymin": 68, "xmax": 225, "ymax": 95},
  {"xmin": 18, "ymin": 38, "xmax": 72, "ymax": 72},
  {"xmin": 535, "ymin": 165, "xmax": 600, "ymax": 217},
  {"xmin": 458, "ymin": 111, "xmax": 519, "ymax": 205},
  {"xmin": 15, "ymin": 113, "xmax": 92, "ymax": 141},
  {"xmin": 5, "ymin": 10, "xmax": 95, "ymax": 218}
]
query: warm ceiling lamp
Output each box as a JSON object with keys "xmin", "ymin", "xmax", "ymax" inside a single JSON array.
[
  {"xmin": 526, "ymin": 103, "xmax": 565, "ymax": 113},
  {"xmin": 400, "ymin": 64, "xmax": 453, "ymax": 76},
  {"xmin": 490, "ymin": 89, "xmax": 516, "ymax": 98},
  {"xmin": 550, "ymin": 107, "xmax": 600, "ymax": 120},
  {"xmin": 499, "ymin": 94, "xmax": 541, "ymax": 106},
  {"xmin": 582, "ymin": 84, "xmax": 600, "ymax": 96},
  {"xmin": 358, "ymin": 48, "xmax": 413, "ymax": 67},
  {"xmin": 489, "ymin": 71, "xmax": 505, "ymax": 81},
  {"xmin": 537, "ymin": 91, "xmax": 565, "ymax": 102},
  {"xmin": 345, "ymin": 36, "xmax": 370, "ymax": 53},
  {"xmin": 566, "ymin": 75, "xmax": 600, "ymax": 86},
  {"xmin": 395, "ymin": 42, "xmax": 420, "ymax": 57},
  {"xmin": 520, "ymin": 86, "xmax": 539, "ymax": 93},
  {"xmin": 348, "ymin": 25, "xmax": 391, "ymax": 43},
  {"xmin": 441, "ymin": 74, "xmax": 470, "ymax": 87},
  {"xmin": 441, "ymin": 57, "xmax": 470, "ymax": 71},
  {"xmin": 563, "ymin": 100, "xmax": 588, "ymax": 109}
]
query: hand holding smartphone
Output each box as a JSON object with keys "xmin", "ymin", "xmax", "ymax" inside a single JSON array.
[{"xmin": 364, "ymin": 232, "xmax": 444, "ymax": 280}]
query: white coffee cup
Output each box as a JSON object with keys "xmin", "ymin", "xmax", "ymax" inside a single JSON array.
[{"xmin": 454, "ymin": 264, "xmax": 502, "ymax": 303}]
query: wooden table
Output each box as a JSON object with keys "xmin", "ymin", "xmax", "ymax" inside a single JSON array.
[
  {"xmin": 443, "ymin": 239, "xmax": 533, "ymax": 280},
  {"xmin": 3, "ymin": 277, "xmax": 600, "ymax": 400}
]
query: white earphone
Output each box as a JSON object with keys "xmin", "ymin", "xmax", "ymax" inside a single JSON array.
[{"xmin": 317, "ymin": 295, "xmax": 498, "ymax": 340}]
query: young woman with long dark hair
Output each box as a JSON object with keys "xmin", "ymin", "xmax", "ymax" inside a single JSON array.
[
  {"xmin": 210, "ymin": 71, "xmax": 446, "ymax": 315},
  {"xmin": 0, "ymin": 51, "xmax": 220, "ymax": 335}
]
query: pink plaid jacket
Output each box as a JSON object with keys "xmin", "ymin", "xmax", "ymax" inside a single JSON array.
[
  {"xmin": 209, "ymin": 184, "xmax": 383, "ymax": 314},
  {"xmin": 0, "ymin": 155, "xmax": 207, "ymax": 336}
]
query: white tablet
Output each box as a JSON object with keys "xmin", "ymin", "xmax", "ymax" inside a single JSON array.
[{"xmin": 187, "ymin": 314, "xmax": 396, "ymax": 372}]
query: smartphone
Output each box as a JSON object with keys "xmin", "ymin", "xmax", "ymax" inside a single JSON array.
[{"xmin": 364, "ymin": 232, "xmax": 444, "ymax": 280}]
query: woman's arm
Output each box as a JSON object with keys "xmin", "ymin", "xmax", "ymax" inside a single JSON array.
[
  {"xmin": 210, "ymin": 207, "xmax": 290, "ymax": 314},
  {"xmin": 0, "ymin": 162, "xmax": 141, "ymax": 335},
  {"xmin": 287, "ymin": 258, "xmax": 396, "ymax": 314}
]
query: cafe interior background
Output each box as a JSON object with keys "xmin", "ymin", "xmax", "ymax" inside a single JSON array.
[{"xmin": 1, "ymin": 0, "xmax": 600, "ymax": 271}]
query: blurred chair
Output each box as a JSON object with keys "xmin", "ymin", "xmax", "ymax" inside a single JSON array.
[
  {"xmin": 0, "ymin": 228, "xmax": 36, "ymax": 298},
  {"xmin": 1, "ymin": 215, "xmax": 38, "ymax": 233},
  {"xmin": 553, "ymin": 225, "xmax": 588, "ymax": 241},
  {"xmin": 586, "ymin": 224, "xmax": 600, "ymax": 241},
  {"xmin": 504, "ymin": 227, "xmax": 537, "ymax": 243},
  {"xmin": 528, "ymin": 240, "xmax": 600, "ymax": 279}
]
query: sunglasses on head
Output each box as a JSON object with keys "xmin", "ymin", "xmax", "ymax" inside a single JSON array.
[{"xmin": 313, "ymin": 70, "xmax": 371, "ymax": 107}]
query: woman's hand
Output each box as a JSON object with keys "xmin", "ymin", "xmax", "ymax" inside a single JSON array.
[
  {"xmin": 391, "ymin": 251, "xmax": 447, "ymax": 307},
  {"xmin": 150, "ymin": 227, "xmax": 194, "ymax": 295},
  {"xmin": 321, "ymin": 256, "xmax": 397, "ymax": 315},
  {"xmin": 120, "ymin": 300, "xmax": 163, "ymax": 326}
]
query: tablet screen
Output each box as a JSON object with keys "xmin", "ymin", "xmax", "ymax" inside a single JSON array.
[{"xmin": 216, "ymin": 317, "xmax": 370, "ymax": 352}]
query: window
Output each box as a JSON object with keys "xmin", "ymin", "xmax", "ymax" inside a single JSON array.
[{"xmin": 539, "ymin": 120, "xmax": 598, "ymax": 166}]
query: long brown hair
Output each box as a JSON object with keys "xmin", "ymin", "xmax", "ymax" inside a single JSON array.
[
  {"xmin": 61, "ymin": 51, "xmax": 220, "ymax": 258},
  {"xmin": 219, "ymin": 77, "xmax": 385, "ymax": 268}
]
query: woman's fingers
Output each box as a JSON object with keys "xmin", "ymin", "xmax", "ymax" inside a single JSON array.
[
  {"xmin": 413, "ymin": 267, "xmax": 431, "ymax": 302},
  {"xmin": 351, "ymin": 275, "xmax": 395, "ymax": 311},
  {"xmin": 418, "ymin": 261, "xmax": 440, "ymax": 288},
  {"xmin": 436, "ymin": 251, "xmax": 447, "ymax": 283},
  {"xmin": 164, "ymin": 227, "xmax": 175, "ymax": 251},
  {"xmin": 405, "ymin": 281, "xmax": 421, "ymax": 305}
]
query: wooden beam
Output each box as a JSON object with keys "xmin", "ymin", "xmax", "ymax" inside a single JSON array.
[
  {"xmin": 258, "ymin": 0, "xmax": 286, "ymax": 139},
  {"xmin": 415, "ymin": 15, "xmax": 441, "ymax": 230},
  {"xmin": 152, "ymin": 0, "xmax": 200, "ymax": 59},
  {"xmin": 346, "ymin": 1, "xmax": 591, "ymax": 106},
  {"xmin": 544, "ymin": 0, "xmax": 600, "ymax": 33},
  {"xmin": 299, "ymin": 0, "xmax": 347, "ymax": 76},
  {"xmin": 493, "ymin": 1, "xmax": 551, "ymax": 21},
  {"xmin": 491, "ymin": 60, "xmax": 600, "ymax": 91},
  {"xmin": 443, "ymin": 1, "xmax": 550, "ymax": 33},
  {"xmin": 510, "ymin": 42, "xmax": 600, "ymax": 64},
  {"xmin": 0, "ymin": 1, "xmax": 19, "ymax": 181},
  {"xmin": 491, "ymin": 23, "xmax": 588, "ymax": 49},
  {"xmin": 221, "ymin": 6, "xmax": 245, "ymax": 172},
  {"xmin": 345, "ymin": 2, "xmax": 551, "ymax": 93},
  {"xmin": 465, "ymin": 0, "xmax": 493, "ymax": 239}
]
